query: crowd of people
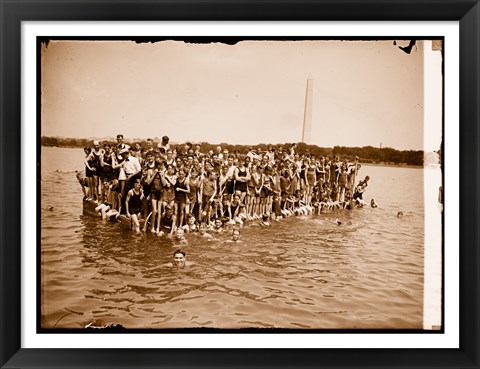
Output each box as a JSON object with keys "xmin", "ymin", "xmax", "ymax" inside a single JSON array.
[{"xmin": 77, "ymin": 134, "xmax": 373, "ymax": 235}]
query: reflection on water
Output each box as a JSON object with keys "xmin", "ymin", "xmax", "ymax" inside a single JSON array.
[{"xmin": 41, "ymin": 147, "xmax": 430, "ymax": 330}]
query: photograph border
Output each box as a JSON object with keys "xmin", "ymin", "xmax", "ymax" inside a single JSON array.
[{"xmin": 1, "ymin": 0, "xmax": 478, "ymax": 368}]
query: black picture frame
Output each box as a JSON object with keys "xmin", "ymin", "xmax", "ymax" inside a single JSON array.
[{"xmin": 1, "ymin": 0, "xmax": 478, "ymax": 368}]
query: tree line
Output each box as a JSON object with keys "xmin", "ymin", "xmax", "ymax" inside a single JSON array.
[{"xmin": 41, "ymin": 136, "xmax": 424, "ymax": 166}]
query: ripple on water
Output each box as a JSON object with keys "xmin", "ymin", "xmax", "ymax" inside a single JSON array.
[{"xmin": 40, "ymin": 149, "xmax": 429, "ymax": 329}]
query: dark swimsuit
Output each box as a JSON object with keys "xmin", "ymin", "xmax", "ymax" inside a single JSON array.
[
  {"xmin": 128, "ymin": 190, "xmax": 142, "ymax": 214},
  {"xmin": 85, "ymin": 161, "xmax": 94, "ymax": 178},
  {"xmin": 102, "ymin": 154, "xmax": 114, "ymax": 181},
  {"xmin": 235, "ymin": 167, "xmax": 248, "ymax": 192},
  {"xmin": 160, "ymin": 215, "xmax": 174, "ymax": 232},
  {"xmin": 150, "ymin": 169, "xmax": 163, "ymax": 200},
  {"xmin": 91, "ymin": 151, "xmax": 101, "ymax": 177},
  {"xmin": 175, "ymin": 178, "xmax": 188, "ymax": 203},
  {"xmin": 230, "ymin": 201, "xmax": 239, "ymax": 217},
  {"xmin": 187, "ymin": 177, "xmax": 199, "ymax": 203}
]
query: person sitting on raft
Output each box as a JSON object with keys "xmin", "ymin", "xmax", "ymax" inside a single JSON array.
[{"xmin": 157, "ymin": 204, "xmax": 177, "ymax": 237}]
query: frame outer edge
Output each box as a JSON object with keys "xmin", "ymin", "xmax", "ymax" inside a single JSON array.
[
  {"xmin": 0, "ymin": 0, "xmax": 478, "ymax": 21},
  {"xmin": 460, "ymin": 1, "xmax": 480, "ymax": 367},
  {"xmin": 0, "ymin": 0, "xmax": 479, "ymax": 368},
  {"xmin": 1, "ymin": 0, "xmax": 22, "ymax": 368}
]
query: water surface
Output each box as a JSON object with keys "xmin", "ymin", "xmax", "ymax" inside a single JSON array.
[{"xmin": 41, "ymin": 146, "xmax": 429, "ymax": 330}]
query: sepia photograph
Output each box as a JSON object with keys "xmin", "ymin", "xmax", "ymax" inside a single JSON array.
[{"xmin": 39, "ymin": 37, "xmax": 443, "ymax": 332}]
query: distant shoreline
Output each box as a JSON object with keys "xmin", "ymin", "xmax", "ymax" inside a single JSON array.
[
  {"xmin": 41, "ymin": 144, "xmax": 425, "ymax": 168},
  {"xmin": 364, "ymin": 162, "xmax": 424, "ymax": 169}
]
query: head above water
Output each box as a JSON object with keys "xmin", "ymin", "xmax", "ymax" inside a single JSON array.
[{"xmin": 172, "ymin": 249, "xmax": 186, "ymax": 268}]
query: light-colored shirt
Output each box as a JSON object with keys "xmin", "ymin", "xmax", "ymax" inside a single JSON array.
[
  {"xmin": 247, "ymin": 151, "xmax": 259, "ymax": 161},
  {"xmin": 122, "ymin": 155, "xmax": 141, "ymax": 175},
  {"xmin": 226, "ymin": 165, "xmax": 236, "ymax": 178}
]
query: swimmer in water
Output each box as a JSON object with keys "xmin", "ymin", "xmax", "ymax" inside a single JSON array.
[
  {"xmin": 152, "ymin": 249, "xmax": 194, "ymax": 269},
  {"xmin": 174, "ymin": 228, "xmax": 188, "ymax": 244},
  {"xmin": 198, "ymin": 223, "xmax": 214, "ymax": 240},
  {"xmin": 397, "ymin": 211, "xmax": 404, "ymax": 218},
  {"xmin": 371, "ymin": 199, "xmax": 378, "ymax": 208},
  {"xmin": 183, "ymin": 214, "xmax": 197, "ymax": 234},
  {"xmin": 213, "ymin": 218, "xmax": 224, "ymax": 234},
  {"xmin": 226, "ymin": 229, "xmax": 242, "ymax": 243},
  {"xmin": 172, "ymin": 249, "xmax": 193, "ymax": 268}
]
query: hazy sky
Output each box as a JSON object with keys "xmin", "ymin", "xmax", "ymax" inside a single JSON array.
[{"xmin": 41, "ymin": 39, "xmax": 434, "ymax": 150}]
